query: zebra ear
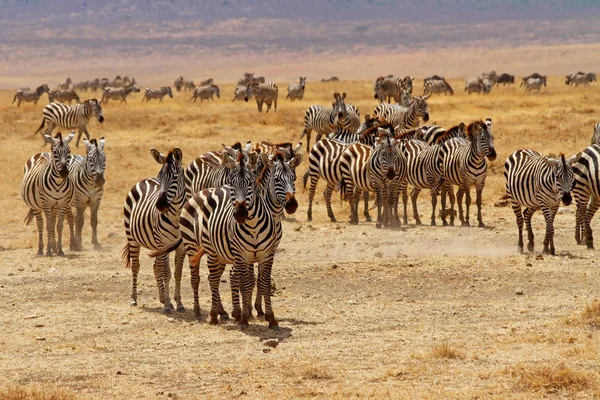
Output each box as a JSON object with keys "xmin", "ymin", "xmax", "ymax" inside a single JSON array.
[
  {"xmin": 43, "ymin": 134, "xmax": 54, "ymax": 145},
  {"xmin": 341, "ymin": 92, "xmax": 346, "ymax": 100},
  {"xmin": 221, "ymin": 152, "xmax": 236, "ymax": 169},
  {"xmin": 172, "ymin": 148, "xmax": 183, "ymax": 163},
  {"xmin": 247, "ymin": 152, "xmax": 259, "ymax": 170},
  {"xmin": 293, "ymin": 143, "xmax": 302, "ymax": 154},
  {"xmin": 64, "ymin": 131, "xmax": 75, "ymax": 144},
  {"xmin": 546, "ymin": 158, "xmax": 559, "ymax": 168},
  {"xmin": 84, "ymin": 138, "xmax": 93, "ymax": 151},
  {"xmin": 98, "ymin": 137, "xmax": 106, "ymax": 151},
  {"xmin": 222, "ymin": 144, "xmax": 237, "ymax": 158},
  {"xmin": 422, "ymin": 93, "xmax": 431, "ymax": 100},
  {"xmin": 259, "ymin": 152, "xmax": 272, "ymax": 169},
  {"xmin": 568, "ymin": 153, "xmax": 580, "ymax": 166},
  {"xmin": 151, "ymin": 149, "xmax": 165, "ymax": 164},
  {"xmin": 289, "ymin": 152, "xmax": 303, "ymax": 169}
]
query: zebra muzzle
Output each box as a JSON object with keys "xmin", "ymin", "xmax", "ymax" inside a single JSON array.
[
  {"xmin": 562, "ymin": 192, "xmax": 572, "ymax": 206},
  {"xmin": 98, "ymin": 116, "xmax": 105, "ymax": 123},
  {"xmin": 95, "ymin": 174, "xmax": 105, "ymax": 187},
  {"xmin": 422, "ymin": 113, "xmax": 430, "ymax": 122},
  {"xmin": 58, "ymin": 167, "xmax": 69, "ymax": 179},
  {"xmin": 487, "ymin": 150, "xmax": 497, "ymax": 161},
  {"xmin": 156, "ymin": 193, "xmax": 170, "ymax": 213},
  {"xmin": 234, "ymin": 201, "xmax": 248, "ymax": 223},
  {"xmin": 284, "ymin": 194, "xmax": 298, "ymax": 214},
  {"xmin": 386, "ymin": 167, "xmax": 396, "ymax": 179}
]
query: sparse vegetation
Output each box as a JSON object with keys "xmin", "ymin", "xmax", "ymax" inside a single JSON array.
[
  {"xmin": 431, "ymin": 343, "xmax": 465, "ymax": 360},
  {"xmin": 508, "ymin": 363, "xmax": 597, "ymax": 393},
  {"xmin": 0, "ymin": 385, "xmax": 78, "ymax": 400}
]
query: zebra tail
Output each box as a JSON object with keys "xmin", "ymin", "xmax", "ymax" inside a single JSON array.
[
  {"xmin": 337, "ymin": 177, "xmax": 348, "ymax": 203},
  {"xmin": 430, "ymin": 177, "xmax": 444, "ymax": 195},
  {"xmin": 122, "ymin": 243, "xmax": 132, "ymax": 269},
  {"xmin": 34, "ymin": 118, "xmax": 45, "ymax": 135},
  {"xmin": 189, "ymin": 248, "xmax": 206, "ymax": 266},
  {"xmin": 12, "ymin": 94, "xmax": 17, "ymax": 104},
  {"xmin": 147, "ymin": 237, "xmax": 183, "ymax": 258},
  {"xmin": 24, "ymin": 209, "xmax": 35, "ymax": 225},
  {"xmin": 302, "ymin": 170, "xmax": 310, "ymax": 189}
]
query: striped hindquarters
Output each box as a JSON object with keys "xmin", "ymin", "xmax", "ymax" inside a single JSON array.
[{"xmin": 143, "ymin": 87, "xmax": 173, "ymax": 101}]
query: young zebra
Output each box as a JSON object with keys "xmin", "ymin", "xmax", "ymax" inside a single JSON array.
[
  {"xmin": 101, "ymin": 85, "xmax": 140, "ymax": 105},
  {"xmin": 300, "ymin": 92, "xmax": 361, "ymax": 152},
  {"xmin": 244, "ymin": 82, "xmax": 278, "ymax": 113},
  {"xmin": 304, "ymin": 116, "xmax": 380, "ymax": 223},
  {"xmin": 12, "ymin": 84, "xmax": 50, "ymax": 107},
  {"xmin": 423, "ymin": 78, "xmax": 454, "ymax": 96},
  {"xmin": 375, "ymin": 94, "xmax": 430, "ymax": 129},
  {"xmin": 373, "ymin": 76, "xmax": 413, "ymax": 103},
  {"xmin": 419, "ymin": 123, "xmax": 466, "ymax": 145},
  {"xmin": 35, "ymin": 98, "xmax": 104, "ymax": 148},
  {"xmin": 48, "ymin": 89, "xmax": 81, "ymax": 104},
  {"xmin": 525, "ymin": 76, "xmax": 547, "ymax": 92},
  {"xmin": 339, "ymin": 129, "xmax": 406, "ymax": 228},
  {"xmin": 174, "ymin": 76, "xmax": 184, "ymax": 92},
  {"xmin": 191, "ymin": 85, "xmax": 220, "ymax": 102},
  {"xmin": 173, "ymin": 149, "xmax": 282, "ymax": 327},
  {"xmin": 286, "ymin": 77, "xmax": 306, "ymax": 101},
  {"xmin": 505, "ymin": 150, "xmax": 574, "ymax": 255},
  {"xmin": 142, "ymin": 87, "xmax": 173, "ymax": 102},
  {"xmin": 21, "ymin": 132, "xmax": 75, "ymax": 256},
  {"xmin": 438, "ymin": 120, "xmax": 497, "ymax": 227},
  {"xmin": 66, "ymin": 137, "xmax": 106, "ymax": 252},
  {"xmin": 122, "ymin": 148, "xmax": 186, "ymax": 314},
  {"xmin": 231, "ymin": 85, "xmax": 248, "ymax": 102}
]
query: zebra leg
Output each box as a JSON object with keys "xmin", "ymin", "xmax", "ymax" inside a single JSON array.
[
  {"xmin": 257, "ymin": 100, "xmax": 263, "ymax": 112},
  {"xmin": 375, "ymin": 187, "xmax": 383, "ymax": 229},
  {"xmin": 232, "ymin": 261, "xmax": 252, "ymax": 326},
  {"xmin": 173, "ymin": 245, "xmax": 186, "ymax": 312},
  {"xmin": 259, "ymin": 257, "xmax": 278, "ymax": 329},
  {"xmin": 463, "ymin": 186, "xmax": 472, "ymax": 227},
  {"xmin": 348, "ymin": 186, "xmax": 359, "ymax": 225},
  {"xmin": 363, "ymin": 191, "xmax": 371, "ymax": 222},
  {"xmin": 44, "ymin": 209, "xmax": 57, "ymax": 256},
  {"xmin": 90, "ymin": 200, "xmax": 101, "ymax": 249},
  {"xmin": 160, "ymin": 253, "xmax": 174, "ymax": 314},
  {"xmin": 430, "ymin": 190, "xmax": 438, "ymax": 226},
  {"xmin": 34, "ymin": 211, "xmax": 44, "ymax": 256},
  {"xmin": 152, "ymin": 256, "xmax": 166, "ymax": 307},
  {"xmin": 324, "ymin": 183, "xmax": 337, "ymax": 222},
  {"xmin": 411, "ymin": 187, "xmax": 422, "ymax": 225},
  {"xmin": 401, "ymin": 180, "xmax": 409, "ymax": 225},
  {"xmin": 440, "ymin": 183, "xmax": 448, "ymax": 226},
  {"xmin": 129, "ymin": 244, "xmax": 141, "ymax": 306},
  {"xmin": 189, "ymin": 251, "xmax": 202, "ymax": 319},
  {"xmin": 511, "ymin": 200, "xmax": 524, "ymax": 252},
  {"xmin": 476, "ymin": 181, "xmax": 485, "ymax": 227},
  {"xmin": 390, "ymin": 181, "xmax": 401, "ymax": 228},
  {"xmin": 74, "ymin": 204, "xmax": 85, "ymax": 251},
  {"xmin": 575, "ymin": 196, "xmax": 588, "ymax": 245},
  {"xmin": 274, "ymin": 99, "xmax": 277, "ymax": 112},
  {"xmin": 56, "ymin": 207, "xmax": 66, "ymax": 256},
  {"xmin": 523, "ymin": 208, "xmax": 536, "ymax": 252},
  {"xmin": 66, "ymin": 207, "xmax": 76, "ymax": 251},
  {"xmin": 585, "ymin": 196, "xmax": 600, "ymax": 249},
  {"xmin": 542, "ymin": 206, "xmax": 558, "ymax": 255},
  {"xmin": 265, "ymin": 101, "xmax": 272, "ymax": 113},
  {"xmin": 307, "ymin": 174, "xmax": 317, "ymax": 222},
  {"xmin": 456, "ymin": 187, "xmax": 466, "ymax": 226},
  {"xmin": 253, "ymin": 264, "xmax": 265, "ymax": 318},
  {"xmin": 230, "ymin": 265, "xmax": 241, "ymax": 322}
]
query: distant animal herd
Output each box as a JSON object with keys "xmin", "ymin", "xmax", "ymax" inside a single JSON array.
[{"xmin": 11, "ymin": 69, "xmax": 600, "ymax": 329}]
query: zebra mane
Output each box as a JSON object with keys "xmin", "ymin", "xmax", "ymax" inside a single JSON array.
[
  {"xmin": 54, "ymin": 132, "xmax": 63, "ymax": 144},
  {"xmin": 394, "ymin": 127, "xmax": 421, "ymax": 141},
  {"xmin": 90, "ymin": 138, "xmax": 98, "ymax": 147},
  {"xmin": 231, "ymin": 142, "xmax": 243, "ymax": 151},
  {"xmin": 465, "ymin": 120, "xmax": 485, "ymax": 138},
  {"xmin": 434, "ymin": 123, "xmax": 465, "ymax": 144}
]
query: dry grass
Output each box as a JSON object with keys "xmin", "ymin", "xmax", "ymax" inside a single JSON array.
[
  {"xmin": 0, "ymin": 385, "xmax": 78, "ymax": 400},
  {"xmin": 508, "ymin": 363, "xmax": 597, "ymax": 394},
  {"xmin": 566, "ymin": 299, "xmax": 600, "ymax": 330},
  {"xmin": 1, "ymin": 74, "xmax": 600, "ymax": 398}
]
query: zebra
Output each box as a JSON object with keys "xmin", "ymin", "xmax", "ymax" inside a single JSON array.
[
  {"xmin": 374, "ymin": 94, "xmax": 430, "ymax": 129},
  {"xmin": 373, "ymin": 76, "xmax": 413, "ymax": 103},
  {"xmin": 592, "ymin": 122, "xmax": 600, "ymax": 146},
  {"xmin": 286, "ymin": 77, "xmax": 306, "ymax": 101},
  {"xmin": 566, "ymin": 73, "xmax": 590, "ymax": 87},
  {"xmin": 423, "ymin": 78, "xmax": 454, "ymax": 96},
  {"xmin": 419, "ymin": 123, "xmax": 466, "ymax": 145},
  {"xmin": 12, "ymin": 84, "xmax": 50, "ymax": 107},
  {"xmin": 35, "ymin": 99, "xmax": 104, "ymax": 148},
  {"xmin": 465, "ymin": 77, "xmax": 492, "ymax": 94},
  {"xmin": 232, "ymin": 85, "xmax": 248, "ymax": 101},
  {"xmin": 245, "ymin": 82, "xmax": 278, "ymax": 112},
  {"xmin": 183, "ymin": 80, "xmax": 196, "ymax": 91},
  {"xmin": 101, "ymin": 85, "xmax": 140, "ymax": 105},
  {"xmin": 525, "ymin": 76, "xmax": 546, "ymax": 92},
  {"xmin": 504, "ymin": 150, "xmax": 574, "ymax": 255},
  {"xmin": 520, "ymin": 73, "xmax": 544, "ymax": 87},
  {"xmin": 199, "ymin": 78, "xmax": 214, "ymax": 86},
  {"xmin": 191, "ymin": 85, "xmax": 220, "ymax": 102},
  {"xmin": 321, "ymin": 76, "xmax": 340, "ymax": 82},
  {"xmin": 339, "ymin": 128, "xmax": 406, "ymax": 228},
  {"xmin": 48, "ymin": 89, "xmax": 81, "ymax": 104},
  {"xmin": 437, "ymin": 119, "xmax": 497, "ymax": 227},
  {"xmin": 66, "ymin": 137, "xmax": 106, "ymax": 251},
  {"xmin": 587, "ymin": 73, "xmax": 597, "ymax": 83},
  {"xmin": 300, "ymin": 92, "xmax": 361, "ymax": 152},
  {"xmin": 122, "ymin": 148, "xmax": 186, "ymax": 314},
  {"xmin": 142, "ymin": 87, "xmax": 173, "ymax": 102},
  {"xmin": 57, "ymin": 77, "xmax": 72, "ymax": 90},
  {"xmin": 304, "ymin": 116, "xmax": 380, "ymax": 223},
  {"xmin": 174, "ymin": 76, "xmax": 184, "ymax": 92},
  {"xmin": 21, "ymin": 132, "xmax": 75, "ymax": 256},
  {"xmin": 495, "ymin": 73, "xmax": 515, "ymax": 86}
]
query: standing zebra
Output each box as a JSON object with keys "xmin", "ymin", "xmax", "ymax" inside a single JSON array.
[
  {"xmin": 48, "ymin": 89, "xmax": 80, "ymax": 104},
  {"xmin": 373, "ymin": 76, "xmax": 413, "ymax": 103},
  {"xmin": 57, "ymin": 77, "xmax": 72, "ymax": 90},
  {"xmin": 300, "ymin": 92, "xmax": 361, "ymax": 152},
  {"xmin": 286, "ymin": 77, "xmax": 306, "ymax": 101},
  {"xmin": 21, "ymin": 132, "xmax": 75, "ymax": 256},
  {"xmin": 423, "ymin": 78, "xmax": 454, "ymax": 96},
  {"xmin": 525, "ymin": 76, "xmax": 547, "ymax": 92},
  {"xmin": 232, "ymin": 85, "xmax": 248, "ymax": 101},
  {"xmin": 520, "ymin": 73, "xmax": 544, "ymax": 87},
  {"xmin": 191, "ymin": 85, "xmax": 220, "ymax": 102},
  {"xmin": 339, "ymin": 129, "xmax": 406, "ymax": 228},
  {"xmin": 374, "ymin": 94, "xmax": 430, "ymax": 129},
  {"xmin": 495, "ymin": 73, "xmax": 515, "ymax": 86},
  {"xmin": 200, "ymin": 78, "xmax": 214, "ymax": 86},
  {"xmin": 66, "ymin": 137, "xmax": 106, "ymax": 252},
  {"xmin": 505, "ymin": 150, "xmax": 574, "ymax": 254},
  {"xmin": 122, "ymin": 148, "xmax": 186, "ymax": 314},
  {"xmin": 183, "ymin": 80, "xmax": 195, "ymax": 91},
  {"xmin": 12, "ymin": 84, "xmax": 50, "ymax": 107},
  {"xmin": 419, "ymin": 123, "xmax": 466, "ymax": 145},
  {"xmin": 174, "ymin": 76, "xmax": 184, "ymax": 92},
  {"xmin": 101, "ymin": 85, "xmax": 140, "ymax": 105},
  {"xmin": 244, "ymin": 82, "xmax": 278, "ymax": 113},
  {"xmin": 438, "ymin": 119, "xmax": 497, "ymax": 227},
  {"xmin": 35, "ymin": 98, "xmax": 104, "ymax": 148},
  {"xmin": 465, "ymin": 77, "xmax": 492, "ymax": 94},
  {"xmin": 142, "ymin": 87, "xmax": 173, "ymax": 102}
]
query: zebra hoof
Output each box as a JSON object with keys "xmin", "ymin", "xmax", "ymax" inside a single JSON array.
[
  {"xmin": 461, "ymin": 222, "xmax": 470, "ymax": 227},
  {"xmin": 162, "ymin": 306, "xmax": 172, "ymax": 315},
  {"xmin": 130, "ymin": 300, "xmax": 137, "ymax": 307},
  {"xmin": 57, "ymin": 250, "xmax": 65, "ymax": 257},
  {"xmin": 518, "ymin": 246, "xmax": 524, "ymax": 253},
  {"xmin": 329, "ymin": 217, "xmax": 337, "ymax": 223},
  {"xmin": 478, "ymin": 222, "xmax": 485, "ymax": 228},
  {"xmin": 431, "ymin": 221, "xmax": 436, "ymax": 226},
  {"xmin": 527, "ymin": 243, "xmax": 534, "ymax": 252},
  {"xmin": 37, "ymin": 249, "xmax": 44, "ymax": 256},
  {"xmin": 415, "ymin": 220, "xmax": 422, "ymax": 226},
  {"xmin": 194, "ymin": 305, "xmax": 201, "ymax": 318},
  {"xmin": 209, "ymin": 314, "xmax": 219, "ymax": 325},
  {"xmin": 93, "ymin": 243, "xmax": 102, "ymax": 250},
  {"xmin": 45, "ymin": 251, "xmax": 52, "ymax": 257},
  {"xmin": 220, "ymin": 313, "xmax": 230, "ymax": 322},
  {"xmin": 307, "ymin": 216, "xmax": 312, "ymax": 222},
  {"xmin": 269, "ymin": 324, "xmax": 280, "ymax": 331},
  {"xmin": 442, "ymin": 221, "xmax": 448, "ymax": 227},
  {"xmin": 176, "ymin": 305, "xmax": 186, "ymax": 313},
  {"xmin": 365, "ymin": 216, "xmax": 372, "ymax": 223},
  {"xmin": 375, "ymin": 223, "xmax": 382, "ymax": 229}
]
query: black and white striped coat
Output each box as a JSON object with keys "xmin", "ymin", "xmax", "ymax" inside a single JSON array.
[
  {"xmin": 373, "ymin": 76, "xmax": 413, "ymax": 103},
  {"xmin": 465, "ymin": 77, "xmax": 492, "ymax": 94},
  {"xmin": 374, "ymin": 94, "xmax": 430, "ymax": 130},
  {"xmin": 419, "ymin": 123, "xmax": 466, "ymax": 146},
  {"xmin": 66, "ymin": 138, "xmax": 106, "ymax": 252},
  {"xmin": 122, "ymin": 148, "xmax": 186, "ymax": 314},
  {"xmin": 48, "ymin": 89, "xmax": 80, "ymax": 104},
  {"xmin": 21, "ymin": 132, "xmax": 75, "ymax": 256},
  {"xmin": 101, "ymin": 85, "xmax": 140, "ymax": 104},
  {"xmin": 174, "ymin": 76, "xmax": 184, "ymax": 92},
  {"xmin": 142, "ymin": 87, "xmax": 173, "ymax": 102},
  {"xmin": 505, "ymin": 150, "xmax": 574, "ymax": 255},
  {"xmin": 12, "ymin": 84, "xmax": 50, "ymax": 107},
  {"xmin": 300, "ymin": 92, "xmax": 361, "ymax": 152},
  {"xmin": 286, "ymin": 77, "xmax": 306, "ymax": 101},
  {"xmin": 438, "ymin": 120, "xmax": 497, "ymax": 227},
  {"xmin": 231, "ymin": 85, "xmax": 247, "ymax": 102},
  {"xmin": 245, "ymin": 82, "xmax": 278, "ymax": 113},
  {"xmin": 525, "ymin": 76, "xmax": 547, "ymax": 92},
  {"xmin": 423, "ymin": 78, "xmax": 454, "ymax": 96},
  {"xmin": 191, "ymin": 85, "xmax": 220, "ymax": 102},
  {"xmin": 35, "ymin": 99, "xmax": 104, "ymax": 148}
]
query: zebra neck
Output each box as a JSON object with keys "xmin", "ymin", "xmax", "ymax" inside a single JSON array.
[
  {"xmin": 241, "ymin": 190, "xmax": 265, "ymax": 228},
  {"xmin": 79, "ymin": 160, "xmax": 94, "ymax": 186},
  {"xmin": 467, "ymin": 143, "xmax": 487, "ymax": 165}
]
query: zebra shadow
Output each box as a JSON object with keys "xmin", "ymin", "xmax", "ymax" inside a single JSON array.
[
  {"xmin": 140, "ymin": 306, "xmax": 207, "ymax": 323},
  {"xmin": 221, "ymin": 322, "xmax": 293, "ymax": 341}
]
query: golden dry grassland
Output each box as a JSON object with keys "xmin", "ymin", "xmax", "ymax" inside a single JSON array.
[{"xmin": 0, "ymin": 77, "xmax": 599, "ymax": 399}]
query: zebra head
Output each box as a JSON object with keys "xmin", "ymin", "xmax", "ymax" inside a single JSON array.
[
  {"xmin": 411, "ymin": 95, "xmax": 430, "ymax": 122},
  {"xmin": 222, "ymin": 146, "xmax": 258, "ymax": 224},
  {"xmin": 73, "ymin": 91, "xmax": 81, "ymax": 103},
  {"xmin": 213, "ymin": 85, "xmax": 221, "ymax": 98},
  {"xmin": 374, "ymin": 129, "xmax": 400, "ymax": 179},
  {"xmin": 44, "ymin": 131, "xmax": 74, "ymax": 179},
  {"xmin": 373, "ymin": 78, "xmax": 385, "ymax": 100},
  {"xmin": 299, "ymin": 77, "xmax": 307, "ymax": 89},
  {"xmin": 37, "ymin": 84, "xmax": 50, "ymax": 95},
  {"xmin": 166, "ymin": 87, "xmax": 173, "ymax": 98},
  {"xmin": 591, "ymin": 122, "xmax": 600, "ymax": 145},
  {"xmin": 550, "ymin": 154, "xmax": 576, "ymax": 206},
  {"xmin": 88, "ymin": 99, "xmax": 104, "ymax": 123},
  {"xmin": 271, "ymin": 145, "xmax": 303, "ymax": 214},
  {"xmin": 332, "ymin": 92, "xmax": 350, "ymax": 125},
  {"xmin": 151, "ymin": 148, "xmax": 184, "ymax": 214},
  {"xmin": 467, "ymin": 120, "xmax": 497, "ymax": 161},
  {"xmin": 244, "ymin": 84, "xmax": 258, "ymax": 102},
  {"xmin": 83, "ymin": 137, "xmax": 106, "ymax": 187},
  {"xmin": 401, "ymin": 76, "xmax": 414, "ymax": 94}
]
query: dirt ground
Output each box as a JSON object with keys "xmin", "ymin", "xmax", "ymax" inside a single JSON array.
[{"xmin": 1, "ymin": 78, "xmax": 599, "ymax": 399}]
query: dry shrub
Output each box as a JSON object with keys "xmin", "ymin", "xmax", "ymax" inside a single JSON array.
[
  {"xmin": 567, "ymin": 299, "xmax": 600, "ymax": 329},
  {"xmin": 0, "ymin": 385, "xmax": 78, "ymax": 400},
  {"xmin": 509, "ymin": 363, "xmax": 596, "ymax": 393},
  {"xmin": 431, "ymin": 343, "xmax": 465, "ymax": 360},
  {"xmin": 300, "ymin": 366, "xmax": 332, "ymax": 380}
]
